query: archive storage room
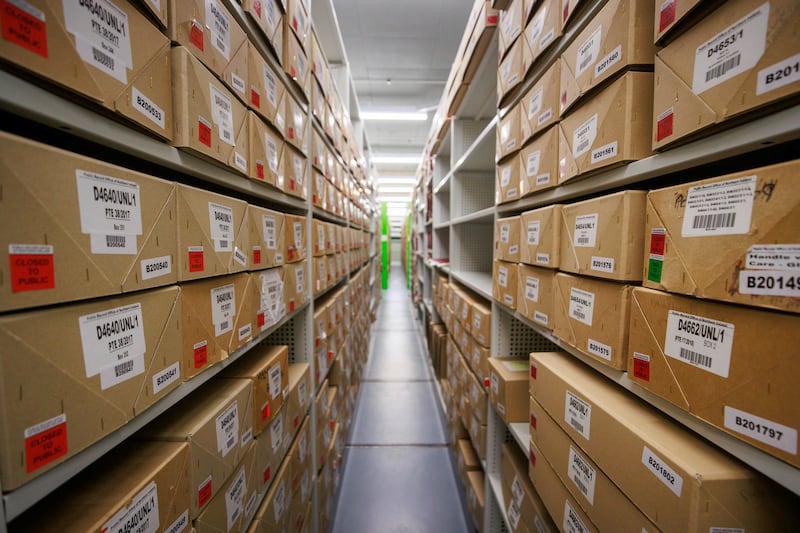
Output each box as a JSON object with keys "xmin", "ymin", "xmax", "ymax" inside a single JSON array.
[{"xmin": 0, "ymin": 0, "xmax": 798, "ymax": 532}]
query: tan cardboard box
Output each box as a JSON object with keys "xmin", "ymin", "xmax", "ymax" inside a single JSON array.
[
  {"xmin": 519, "ymin": 125, "xmax": 559, "ymax": 198},
  {"xmin": 247, "ymin": 43, "xmax": 286, "ymax": 128},
  {"xmin": 495, "ymin": 216, "xmax": 522, "ymax": 262},
  {"xmin": 172, "ymin": 46, "xmax": 249, "ymax": 174},
  {"xmin": 326, "ymin": 223, "xmax": 337, "ymax": 256},
  {"xmin": 283, "ymin": 258, "xmax": 308, "ymax": 313},
  {"xmin": 473, "ymin": 300, "xmax": 492, "ymax": 347},
  {"xmin": 312, "ymin": 169, "xmax": 327, "ymax": 210},
  {"xmin": 168, "ymin": 0, "xmax": 248, "ymax": 99},
  {"xmin": 282, "ymin": 144, "xmax": 308, "ymax": 200},
  {"xmin": 10, "ymin": 440, "xmax": 190, "ymax": 533},
  {"xmin": 0, "ymin": 286, "xmax": 181, "ymax": 489},
  {"xmin": 559, "ymin": 71, "xmax": 653, "ymax": 182},
  {"xmin": 243, "ymin": 204, "xmax": 285, "ymax": 270},
  {"xmin": 494, "ymin": 260, "xmax": 520, "ymax": 310},
  {"xmin": 283, "ymin": 30, "xmax": 310, "ymax": 96},
  {"xmin": 253, "ymin": 408, "xmax": 283, "ymax": 495},
  {"xmin": 520, "ymin": 61, "xmax": 560, "ymax": 144},
  {"xmin": 497, "ymin": 35, "xmax": 529, "ymax": 105},
  {"xmin": 560, "ymin": 0, "xmax": 656, "ymax": 115},
  {"xmin": 176, "ymin": 184, "xmax": 247, "ymax": 281},
  {"xmin": 194, "ymin": 439, "xmax": 258, "ymax": 533},
  {"xmin": 530, "ymin": 351, "xmax": 799, "ymax": 532},
  {"xmin": 553, "ymin": 273, "xmax": 631, "ymax": 369},
  {"xmin": 466, "ymin": 469, "xmax": 486, "ymax": 529},
  {"xmin": 520, "ymin": 204, "xmax": 561, "ymax": 268},
  {"xmin": 496, "ymin": 156, "xmax": 521, "ymax": 204},
  {"xmin": 284, "ymin": 214, "xmax": 307, "ymax": 263},
  {"xmin": 524, "ymin": 0, "xmax": 561, "ymax": 67},
  {"xmin": 142, "ymin": 378, "xmax": 254, "ymax": 519},
  {"xmin": 643, "ymin": 163, "xmax": 800, "ymax": 313},
  {"xmin": 134, "ymin": 0, "xmax": 168, "ymax": 29},
  {"xmin": 0, "ymin": 132, "xmax": 177, "ymax": 312},
  {"xmin": 654, "ymin": 0, "xmax": 729, "ymax": 44},
  {"xmin": 469, "ymin": 339, "xmax": 491, "ymax": 387},
  {"xmin": 313, "ymin": 256, "xmax": 328, "ymax": 295},
  {"xmin": 312, "ymin": 219, "xmax": 326, "ymax": 257},
  {"xmin": 518, "ymin": 265, "xmax": 556, "ymax": 329},
  {"xmin": 466, "ymin": 365, "xmax": 488, "ymax": 426},
  {"xmin": 248, "ymin": 456, "xmax": 290, "ymax": 532},
  {"xmin": 530, "ymin": 395, "xmax": 659, "ymax": 532},
  {"xmin": 250, "ymin": 266, "xmax": 287, "ymax": 333},
  {"xmin": 652, "ymin": 0, "xmax": 800, "ymax": 150},
  {"xmin": 285, "ymin": 0, "xmax": 310, "ymax": 52},
  {"xmin": 499, "ymin": 0, "xmax": 525, "ymax": 60},
  {"xmin": 559, "ymin": 190, "xmax": 647, "ymax": 281},
  {"xmin": 288, "ymin": 416, "xmax": 311, "ymax": 495},
  {"xmin": 489, "ymin": 357, "xmax": 530, "ymax": 424},
  {"xmin": 180, "ymin": 273, "xmax": 250, "ymax": 377},
  {"xmin": 247, "ymin": 111, "xmax": 283, "ymax": 190},
  {"xmin": 628, "ymin": 286, "xmax": 800, "ymax": 466},
  {"xmin": 528, "ymin": 438, "xmax": 599, "ymax": 533},
  {"xmin": 312, "ymin": 130, "xmax": 327, "ymax": 173},
  {"xmin": 284, "ymin": 92, "xmax": 309, "ymax": 154},
  {"xmin": 0, "ymin": 0, "xmax": 173, "ymax": 140},
  {"xmin": 310, "ymin": 30, "xmax": 326, "ymax": 84},
  {"xmin": 456, "ymin": 438, "xmax": 481, "ymax": 489},
  {"xmin": 497, "ymin": 103, "xmax": 523, "ymax": 162},
  {"xmin": 220, "ymin": 345, "xmax": 289, "ymax": 438},
  {"xmin": 240, "ymin": 0, "xmax": 284, "ymax": 64},
  {"xmin": 500, "ymin": 442, "xmax": 558, "ymax": 533}
]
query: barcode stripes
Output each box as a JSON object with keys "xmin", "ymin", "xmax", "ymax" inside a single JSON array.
[
  {"xmin": 106, "ymin": 235, "xmax": 127, "ymax": 247},
  {"xmin": 679, "ymin": 347, "xmax": 712, "ymax": 368},
  {"xmin": 570, "ymin": 418, "xmax": 584, "ymax": 434},
  {"xmin": 706, "ymin": 54, "xmax": 741, "ymax": 82},
  {"xmin": 115, "ymin": 360, "xmax": 134, "ymax": 377},
  {"xmin": 573, "ymin": 475, "xmax": 589, "ymax": 497},
  {"xmin": 692, "ymin": 212, "xmax": 736, "ymax": 230},
  {"xmin": 576, "ymin": 140, "xmax": 590, "ymax": 153}
]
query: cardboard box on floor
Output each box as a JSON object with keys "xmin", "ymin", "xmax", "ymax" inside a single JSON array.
[
  {"xmin": 489, "ymin": 358, "xmax": 530, "ymax": 424},
  {"xmin": 247, "ymin": 42, "xmax": 287, "ymax": 129},
  {"xmin": 240, "ymin": 0, "xmax": 284, "ymax": 64},
  {"xmin": 141, "ymin": 377, "xmax": 254, "ymax": 519},
  {"xmin": 0, "ymin": 0, "xmax": 173, "ymax": 140},
  {"xmin": 519, "ymin": 125, "xmax": 559, "ymax": 199},
  {"xmin": 520, "ymin": 204, "xmax": 561, "ymax": 268},
  {"xmin": 0, "ymin": 286, "xmax": 181, "ymax": 490},
  {"xmin": 652, "ymin": 0, "xmax": 800, "ymax": 150},
  {"xmin": 242, "ymin": 204, "xmax": 285, "ymax": 270},
  {"xmin": 518, "ymin": 265, "xmax": 556, "ymax": 329},
  {"xmin": 530, "ymin": 351, "xmax": 800, "ymax": 532},
  {"xmin": 496, "ymin": 216, "xmax": 522, "ymax": 263},
  {"xmin": 643, "ymin": 163, "xmax": 800, "ymax": 314},
  {"xmin": 494, "ymin": 260, "xmax": 520, "ymax": 310},
  {"xmin": 553, "ymin": 273, "xmax": 632, "ymax": 370},
  {"xmin": 559, "ymin": 72, "xmax": 653, "ymax": 183},
  {"xmin": 500, "ymin": 442, "xmax": 558, "ymax": 533},
  {"xmin": 10, "ymin": 441, "xmax": 190, "ymax": 533},
  {"xmin": 628, "ymin": 286, "xmax": 800, "ymax": 467},
  {"xmin": 520, "ymin": 60, "xmax": 560, "ymax": 144},
  {"xmin": 0, "ymin": 132, "xmax": 177, "ymax": 312},
  {"xmin": 247, "ymin": 456, "xmax": 290, "ymax": 532},
  {"xmin": 559, "ymin": 190, "xmax": 647, "ymax": 281},
  {"xmin": 171, "ymin": 46, "xmax": 249, "ymax": 174}
]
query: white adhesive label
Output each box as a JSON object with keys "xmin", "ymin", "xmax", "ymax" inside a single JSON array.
[
  {"xmin": 266, "ymin": 135, "xmax": 279, "ymax": 172},
  {"xmin": 528, "ymin": 9, "xmax": 545, "ymax": 44},
  {"xmin": 574, "ymin": 214, "xmax": 598, "ymax": 247},
  {"xmin": 710, "ymin": 529, "xmax": 745, "ymax": 533},
  {"xmin": 270, "ymin": 413, "xmax": 283, "ymax": 452},
  {"xmin": 568, "ymin": 288, "xmax": 594, "ymax": 326},
  {"xmin": 152, "ymin": 362, "xmax": 180, "ymax": 394},
  {"xmin": 141, "ymin": 255, "xmax": 172, "ymax": 281},
  {"xmin": 757, "ymin": 53, "xmax": 800, "ymax": 95},
  {"xmin": 245, "ymin": 492, "xmax": 257, "ymax": 521},
  {"xmin": 528, "ymin": 88, "xmax": 543, "ymax": 120},
  {"xmin": 269, "ymin": 364, "xmax": 282, "ymax": 399},
  {"xmin": 294, "ymin": 221, "xmax": 303, "ymax": 249},
  {"xmin": 538, "ymin": 108, "xmax": 553, "ymax": 126},
  {"xmin": 563, "ymin": 500, "xmax": 588, "ymax": 533},
  {"xmin": 99, "ymin": 352, "xmax": 144, "ymax": 389},
  {"xmin": 264, "ymin": 65, "xmax": 278, "ymax": 107},
  {"xmin": 536, "ymin": 252, "xmax": 550, "ymax": 265},
  {"xmin": 90, "ymin": 233, "xmax": 137, "ymax": 255},
  {"xmin": 132, "ymin": 87, "xmax": 166, "ymax": 129},
  {"xmin": 594, "ymin": 44, "xmax": 622, "ymax": 78},
  {"xmin": 216, "ymin": 401, "xmax": 239, "ymax": 456},
  {"xmin": 664, "ymin": 310, "xmax": 734, "ymax": 378},
  {"xmin": 500, "ymin": 224, "xmax": 510, "ymax": 243},
  {"xmin": 508, "ymin": 499, "xmax": 521, "ymax": 530},
  {"xmin": 296, "ymin": 265, "xmax": 304, "ymax": 294},
  {"xmin": 534, "ymin": 516, "xmax": 546, "ymax": 533},
  {"xmin": 234, "ymin": 247, "xmax": 247, "ymax": 267},
  {"xmin": 568, "ymin": 446, "xmax": 596, "ymax": 505},
  {"xmin": 576, "ymin": 26, "xmax": 602, "ymax": 78},
  {"xmin": 231, "ymin": 72, "xmax": 245, "ymax": 95},
  {"xmin": 234, "ymin": 152, "xmax": 247, "ymax": 172},
  {"xmin": 682, "ymin": 176, "xmax": 756, "ymax": 237},
  {"xmin": 527, "ymin": 150, "xmax": 541, "ymax": 177},
  {"xmin": 540, "ymin": 28, "xmax": 555, "ymax": 49},
  {"xmin": 102, "ymin": 481, "xmax": 159, "ymax": 533},
  {"xmin": 79, "ymin": 303, "xmax": 146, "ymax": 377},
  {"xmin": 534, "ymin": 311, "xmax": 549, "ymax": 325},
  {"xmin": 511, "ymin": 474, "xmax": 524, "ymax": 505},
  {"xmin": 500, "ymin": 166, "xmax": 511, "ymax": 187},
  {"xmin": 642, "ymin": 446, "xmax": 683, "ymax": 497},
  {"xmin": 591, "ymin": 141, "xmax": 617, "ymax": 164},
  {"xmin": 739, "ymin": 270, "xmax": 800, "ymax": 297},
  {"xmin": 208, "ymin": 202, "xmax": 234, "ymax": 252},
  {"xmin": 298, "ymin": 379, "xmax": 307, "ymax": 406},
  {"xmin": 587, "ymin": 338, "xmax": 612, "ymax": 361},
  {"xmin": 238, "ymin": 323, "xmax": 251, "ymax": 341},
  {"xmin": 273, "ymin": 480, "xmax": 286, "ymax": 522},
  {"xmin": 165, "ymin": 510, "xmax": 188, "ymax": 533},
  {"xmin": 225, "ymin": 467, "xmax": 246, "ymax": 531},
  {"xmin": 525, "ymin": 276, "xmax": 540, "ymax": 303},
  {"xmin": 263, "ymin": 215, "xmax": 277, "ymax": 249},
  {"xmin": 527, "ymin": 220, "xmax": 541, "ymax": 245},
  {"xmin": 693, "ymin": 3, "xmax": 768, "ymax": 94},
  {"xmin": 259, "ymin": 270, "xmax": 284, "ymax": 327},
  {"xmin": 724, "ymin": 405, "xmax": 797, "ymax": 454},
  {"xmin": 498, "ymin": 266, "xmax": 508, "ymax": 288},
  {"xmin": 64, "ymin": 0, "xmax": 132, "ymax": 82},
  {"xmin": 746, "ymin": 245, "xmax": 800, "ymax": 269},
  {"xmin": 210, "ymin": 84, "xmax": 235, "ymax": 146},
  {"xmin": 210, "ymin": 283, "xmax": 236, "ymax": 336},
  {"xmin": 206, "ymin": 0, "xmax": 231, "ymax": 60},
  {"xmin": 76, "ymin": 170, "xmax": 142, "ymax": 237},
  {"xmin": 565, "ymin": 391, "xmax": 591, "ymax": 440},
  {"xmin": 573, "ymin": 114, "xmax": 597, "ymax": 157},
  {"xmin": 590, "ymin": 256, "xmax": 614, "ymax": 273}
]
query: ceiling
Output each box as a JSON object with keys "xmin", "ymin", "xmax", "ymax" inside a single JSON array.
[{"xmin": 330, "ymin": 0, "xmax": 474, "ymax": 234}]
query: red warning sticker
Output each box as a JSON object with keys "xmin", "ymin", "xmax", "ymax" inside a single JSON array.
[
  {"xmin": 194, "ymin": 341, "xmax": 208, "ymax": 369},
  {"xmin": 530, "ymin": 362, "xmax": 537, "ymax": 380},
  {"xmin": 257, "ymin": 312, "xmax": 265, "ymax": 328},
  {"xmin": 9, "ymin": 244, "xmax": 55, "ymax": 292},
  {"xmin": 263, "ymin": 466, "xmax": 271, "ymax": 485},
  {"xmin": 253, "ymin": 248, "xmax": 262, "ymax": 264},
  {"xmin": 189, "ymin": 20, "xmax": 204, "ymax": 51},
  {"xmin": 1, "ymin": 0, "xmax": 48, "ymax": 58},
  {"xmin": 529, "ymin": 448, "xmax": 536, "ymax": 467},
  {"xmin": 530, "ymin": 413, "xmax": 537, "ymax": 430},
  {"xmin": 198, "ymin": 117, "xmax": 212, "ymax": 147},
  {"xmin": 261, "ymin": 402, "xmax": 271, "ymax": 421},
  {"xmin": 633, "ymin": 352, "xmax": 651, "ymax": 381},
  {"xmin": 254, "ymin": 0, "xmax": 262, "ymax": 18},
  {"xmin": 649, "ymin": 229, "xmax": 666, "ymax": 256},
  {"xmin": 25, "ymin": 414, "xmax": 67, "ymax": 473},
  {"xmin": 188, "ymin": 247, "xmax": 205, "ymax": 272},
  {"xmin": 251, "ymin": 89, "xmax": 261, "ymax": 109},
  {"xmin": 256, "ymin": 161, "xmax": 265, "ymax": 180},
  {"xmin": 659, "ymin": 0, "xmax": 676, "ymax": 33},
  {"xmin": 656, "ymin": 108, "xmax": 674, "ymax": 142},
  {"xmin": 198, "ymin": 476, "xmax": 213, "ymax": 509}
]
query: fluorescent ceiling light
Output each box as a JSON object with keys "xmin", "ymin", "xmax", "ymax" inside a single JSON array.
[
  {"xmin": 361, "ymin": 111, "xmax": 427, "ymax": 121},
  {"xmin": 372, "ymin": 155, "xmax": 421, "ymax": 165}
]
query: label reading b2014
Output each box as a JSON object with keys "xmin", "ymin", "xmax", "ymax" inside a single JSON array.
[{"xmin": 739, "ymin": 271, "xmax": 800, "ymax": 297}]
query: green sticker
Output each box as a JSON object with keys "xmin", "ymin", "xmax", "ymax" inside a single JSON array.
[{"xmin": 647, "ymin": 258, "xmax": 663, "ymax": 283}]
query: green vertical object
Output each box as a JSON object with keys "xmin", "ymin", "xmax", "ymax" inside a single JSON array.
[{"xmin": 380, "ymin": 202, "xmax": 389, "ymax": 290}]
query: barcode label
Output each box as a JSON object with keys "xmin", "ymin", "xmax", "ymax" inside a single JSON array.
[
  {"xmin": 572, "ymin": 114, "xmax": 597, "ymax": 157},
  {"xmin": 216, "ymin": 401, "xmax": 239, "ymax": 457},
  {"xmin": 664, "ymin": 310, "xmax": 734, "ymax": 378},
  {"xmin": 563, "ymin": 500, "xmax": 588, "ymax": 533},
  {"xmin": 680, "ymin": 347, "xmax": 712, "ymax": 368},
  {"xmin": 565, "ymin": 391, "xmax": 591, "ymax": 440},
  {"xmin": 525, "ymin": 276, "xmax": 540, "ymax": 302},
  {"xmin": 642, "ymin": 446, "xmax": 683, "ymax": 497},
  {"xmin": 682, "ymin": 176, "xmax": 755, "ymax": 237},
  {"xmin": 576, "ymin": 26, "xmax": 601, "ymax": 78},
  {"xmin": 99, "ymin": 353, "xmax": 145, "ymax": 390},
  {"xmin": 707, "ymin": 53, "xmax": 741, "ymax": 81},
  {"xmin": 568, "ymin": 446, "xmax": 596, "ymax": 504},
  {"xmin": 692, "ymin": 212, "xmax": 736, "ymax": 230},
  {"xmin": 534, "ymin": 311, "xmax": 548, "ymax": 325},
  {"xmin": 90, "ymin": 233, "xmax": 137, "ymax": 255},
  {"xmin": 573, "ymin": 214, "xmax": 598, "ymax": 248},
  {"xmin": 568, "ymin": 288, "xmax": 595, "ymax": 326}
]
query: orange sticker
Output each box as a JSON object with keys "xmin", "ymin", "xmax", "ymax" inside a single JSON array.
[
  {"xmin": 1, "ymin": 0, "xmax": 48, "ymax": 58},
  {"xmin": 9, "ymin": 244, "xmax": 54, "ymax": 292},
  {"xmin": 25, "ymin": 414, "xmax": 67, "ymax": 473}
]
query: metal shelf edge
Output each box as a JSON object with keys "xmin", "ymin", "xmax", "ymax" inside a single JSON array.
[{"xmin": 450, "ymin": 207, "xmax": 495, "ymax": 225}]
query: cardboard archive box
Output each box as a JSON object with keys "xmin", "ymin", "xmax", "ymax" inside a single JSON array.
[
  {"xmin": 643, "ymin": 162, "xmax": 800, "ymax": 313},
  {"xmin": 171, "ymin": 46, "xmax": 249, "ymax": 174},
  {"xmin": 283, "ymin": 258, "xmax": 308, "ymax": 313},
  {"xmin": 495, "ymin": 216, "xmax": 521, "ymax": 263},
  {"xmin": 250, "ymin": 266, "xmax": 287, "ymax": 333},
  {"xmin": 255, "ymin": 405, "xmax": 289, "ymax": 496},
  {"xmin": 456, "ymin": 439, "xmax": 482, "ymax": 491},
  {"xmin": 283, "ymin": 214, "xmax": 307, "ymax": 263},
  {"xmin": 497, "ymin": 103, "xmax": 523, "ymax": 162},
  {"xmin": 523, "ymin": 0, "xmax": 561, "ymax": 67},
  {"xmin": 653, "ymin": 0, "xmax": 800, "ymax": 150},
  {"xmin": 472, "ymin": 300, "xmax": 492, "ymax": 348},
  {"xmin": 559, "ymin": 71, "xmax": 653, "ymax": 182},
  {"xmin": 520, "ymin": 60, "xmax": 560, "ymax": 144},
  {"xmin": 518, "ymin": 264, "xmax": 556, "ymax": 329},
  {"xmin": 530, "ymin": 351, "xmax": 800, "ymax": 532},
  {"xmin": 519, "ymin": 125, "xmax": 559, "ymax": 198},
  {"xmin": 500, "ymin": 442, "xmax": 558, "ymax": 533},
  {"xmin": 284, "ymin": 92, "xmax": 309, "ymax": 154},
  {"xmin": 520, "ymin": 204, "xmax": 561, "ymax": 268},
  {"xmin": 553, "ymin": 273, "xmax": 632, "ymax": 370},
  {"xmin": 0, "ymin": 132, "xmax": 177, "ymax": 312},
  {"xmin": 282, "ymin": 28, "xmax": 310, "ymax": 96},
  {"xmin": 497, "ymin": 156, "xmax": 521, "ymax": 204},
  {"xmin": 243, "ymin": 204, "xmax": 285, "ymax": 270},
  {"xmin": 286, "ymin": 363, "xmax": 312, "ymax": 435},
  {"xmin": 247, "ymin": 456, "xmax": 290, "ymax": 532},
  {"xmin": 559, "ymin": 0, "xmax": 656, "ymax": 115},
  {"xmin": 466, "ymin": 470, "xmax": 486, "ymax": 530},
  {"xmin": 247, "ymin": 42, "xmax": 287, "ymax": 128},
  {"xmin": 497, "ymin": 10, "xmax": 528, "ymax": 103},
  {"xmin": 247, "ymin": 111, "xmax": 284, "ymax": 189},
  {"xmin": 489, "ymin": 358, "xmax": 530, "ymax": 424},
  {"xmin": 559, "ymin": 190, "xmax": 647, "ymax": 281},
  {"xmin": 498, "ymin": 0, "xmax": 525, "ymax": 60},
  {"xmin": 493, "ymin": 260, "xmax": 520, "ymax": 310},
  {"xmin": 628, "ymin": 286, "xmax": 800, "ymax": 466},
  {"xmin": 285, "ymin": 0, "xmax": 310, "ymax": 52},
  {"xmin": 0, "ymin": 286, "xmax": 181, "ymax": 489},
  {"xmin": 0, "ymin": 0, "xmax": 173, "ymax": 140},
  {"xmin": 9, "ymin": 441, "xmax": 190, "ymax": 533},
  {"xmin": 281, "ymin": 144, "xmax": 308, "ymax": 200},
  {"xmin": 141, "ymin": 378, "xmax": 254, "ymax": 519},
  {"xmin": 240, "ymin": 0, "xmax": 284, "ymax": 64}
]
